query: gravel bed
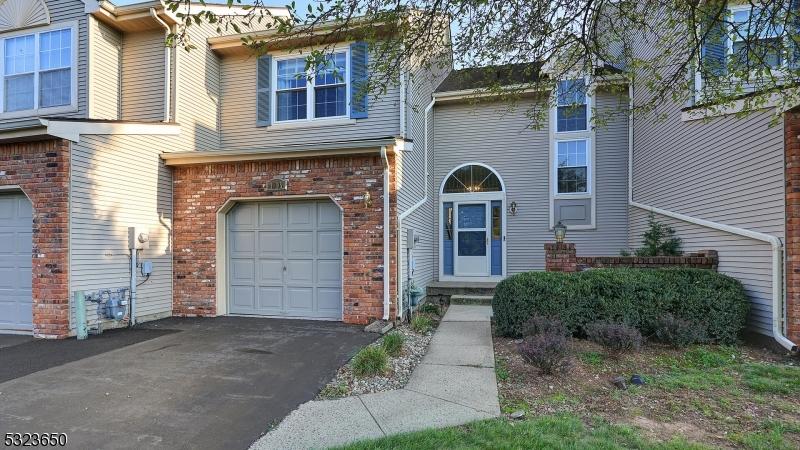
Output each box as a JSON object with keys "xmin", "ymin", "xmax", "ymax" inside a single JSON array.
[{"xmin": 317, "ymin": 307, "xmax": 447, "ymax": 399}]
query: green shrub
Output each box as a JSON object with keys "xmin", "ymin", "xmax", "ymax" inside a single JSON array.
[
  {"xmin": 419, "ymin": 303, "xmax": 441, "ymax": 316},
  {"xmin": 492, "ymin": 268, "xmax": 749, "ymax": 346},
  {"xmin": 585, "ymin": 322, "xmax": 642, "ymax": 357},
  {"xmin": 411, "ymin": 315, "xmax": 433, "ymax": 332},
  {"xmin": 352, "ymin": 346, "xmax": 388, "ymax": 377},
  {"xmin": 381, "ymin": 332, "xmax": 404, "ymax": 357},
  {"xmin": 521, "ymin": 315, "xmax": 570, "ymax": 338}
]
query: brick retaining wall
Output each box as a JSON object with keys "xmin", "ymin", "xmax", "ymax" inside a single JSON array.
[{"xmin": 545, "ymin": 243, "xmax": 718, "ymax": 273}]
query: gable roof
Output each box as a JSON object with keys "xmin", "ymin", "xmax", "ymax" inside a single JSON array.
[{"xmin": 434, "ymin": 63, "xmax": 542, "ymax": 93}]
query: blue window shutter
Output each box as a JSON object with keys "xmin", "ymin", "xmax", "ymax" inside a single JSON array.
[
  {"xmin": 350, "ymin": 42, "xmax": 368, "ymax": 119},
  {"xmin": 701, "ymin": 12, "xmax": 728, "ymax": 76},
  {"xmin": 257, "ymin": 55, "xmax": 273, "ymax": 126},
  {"xmin": 791, "ymin": 0, "xmax": 800, "ymax": 67}
]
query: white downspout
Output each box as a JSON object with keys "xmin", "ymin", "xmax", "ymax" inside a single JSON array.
[
  {"xmin": 400, "ymin": 71, "xmax": 406, "ymax": 138},
  {"xmin": 171, "ymin": 24, "xmax": 179, "ymax": 123},
  {"xmin": 151, "ymin": 8, "xmax": 171, "ymax": 122},
  {"xmin": 627, "ymin": 85, "xmax": 797, "ymax": 352},
  {"xmin": 396, "ymin": 98, "xmax": 434, "ymax": 319},
  {"xmin": 381, "ymin": 146, "xmax": 391, "ymax": 321}
]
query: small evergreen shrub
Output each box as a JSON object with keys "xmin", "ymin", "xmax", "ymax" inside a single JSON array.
[
  {"xmin": 634, "ymin": 212, "xmax": 683, "ymax": 257},
  {"xmin": 381, "ymin": 332, "xmax": 404, "ymax": 357},
  {"xmin": 492, "ymin": 268, "xmax": 749, "ymax": 346},
  {"xmin": 521, "ymin": 315, "xmax": 570, "ymax": 338},
  {"xmin": 654, "ymin": 314, "xmax": 708, "ymax": 348},
  {"xmin": 517, "ymin": 333, "xmax": 572, "ymax": 375},
  {"xmin": 352, "ymin": 346, "xmax": 388, "ymax": 377},
  {"xmin": 585, "ymin": 322, "xmax": 643, "ymax": 357},
  {"xmin": 411, "ymin": 315, "xmax": 433, "ymax": 332}
]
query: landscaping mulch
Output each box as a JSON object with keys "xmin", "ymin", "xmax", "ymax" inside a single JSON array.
[{"xmin": 495, "ymin": 335, "xmax": 800, "ymax": 449}]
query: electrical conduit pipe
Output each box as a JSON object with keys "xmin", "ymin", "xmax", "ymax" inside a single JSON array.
[{"xmin": 626, "ymin": 84, "xmax": 797, "ymax": 352}]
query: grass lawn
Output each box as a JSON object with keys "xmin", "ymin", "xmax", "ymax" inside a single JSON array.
[{"xmin": 332, "ymin": 337, "xmax": 800, "ymax": 449}]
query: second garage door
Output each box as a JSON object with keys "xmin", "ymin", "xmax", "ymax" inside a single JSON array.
[{"xmin": 228, "ymin": 201, "xmax": 343, "ymax": 320}]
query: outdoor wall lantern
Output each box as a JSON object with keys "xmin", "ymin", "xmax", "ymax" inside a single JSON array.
[
  {"xmin": 364, "ymin": 191, "xmax": 372, "ymax": 208},
  {"xmin": 554, "ymin": 221, "xmax": 567, "ymax": 243},
  {"xmin": 510, "ymin": 201, "xmax": 517, "ymax": 216}
]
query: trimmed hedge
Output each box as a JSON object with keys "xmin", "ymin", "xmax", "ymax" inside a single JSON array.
[{"xmin": 493, "ymin": 268, "xmax": 749, "ymax": 345}]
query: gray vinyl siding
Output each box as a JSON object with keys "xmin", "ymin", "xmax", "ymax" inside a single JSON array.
[
  {"xmin": 69, "ymin": 134, "xmax": 173, "ymax": 330},
  {"xmin": 121, "ymin": 30, "xmax": 166, "ymax": 122},
  {"xmin": 172, "ymin": 21, "xmax": 221, "ymax": 151},
  {"xmin": 218, "ymin": 55, "xmax": 401, "ymax": 149},
  {"xmin": 630, "ymin": 101, "xmax": 784, "ymax": 337},
  {"xmin": 432, "ymin": 91, "xmax": 629, "ymax": 276},
  {"xmin": 90, "ymin": 18, "xmax": 121, "ymax": 120}
]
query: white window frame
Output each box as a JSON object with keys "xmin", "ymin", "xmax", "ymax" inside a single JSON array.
[
  {"xmin": 728, "ymin": 4, "xmax": 787, "ymax": 70},
  {"xmin": 554, "ymin": 78, "xmax": 592, "ymax": 135},
  {"xmin": 272, "ymin": 48, "xmax": 351, "ymax": 124},
  {"xmin": 0, "ymin": 21, "xmax": 78, "ymax": 120},
  {"xmin": 553, "ymin": 138, "xmax": 592, "ymax": 197}
]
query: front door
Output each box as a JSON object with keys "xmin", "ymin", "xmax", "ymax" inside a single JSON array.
[{"xmin": 454, "ymin": 202, "xmax": 489, "ymax": 276}]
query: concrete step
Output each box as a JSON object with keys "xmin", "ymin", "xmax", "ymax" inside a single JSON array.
[
  {"xmin": 426, "ymin": 282, "xmax": 497, "ymax": 298},
  {"xmin": 449, "ymin": 295, "xmax": 493, "ymax": 306}
]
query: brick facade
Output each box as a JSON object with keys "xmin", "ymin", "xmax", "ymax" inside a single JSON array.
[
  {"xmin": 0, "ymin": 139, "xmax": 70, "ymax": 338},
  {"xmin": 544, "ymin": 243, "xmax": 718, "ymax": 273},
  {"xmin": 785, "ymin": 108, "xmax": 800, "ymax": 341},
  {"xmin": 172, "ymin": 153, "xmax": 397, "ymax": 324}
]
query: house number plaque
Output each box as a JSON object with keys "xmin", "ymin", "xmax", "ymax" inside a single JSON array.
[{"xmin": 266, "ymin": 178, "xmax": 288, "ymax": 191}]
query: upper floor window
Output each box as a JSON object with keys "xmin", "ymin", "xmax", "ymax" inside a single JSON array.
[
  {"xmin": 256, "ymin": 42, "xmax": 369, "ymax": 127},
  {"xmin": 2, "ymin": 27, "xmax": 72, "ymax": 113},
  {"xmin": 556, "ymin": 79, "xmax": 588, "ymax": 132},
  {"xmin": 555, "ymin": 139, "xmax": 589, "ymax": 194},
  {"xmin": 730, "ymin": 6, "xmax": 784, "ymax": 69}
]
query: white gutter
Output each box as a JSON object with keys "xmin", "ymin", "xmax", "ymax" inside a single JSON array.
[
  {"xmin": 395, "ymin": 98, "xmax": 434, "ymax": 319},
  {"xmin": 627, "ymin": 85, "xmax": 798, "ymax": 352},
  {"xmin": 150, "ymin": 8, "xmax": 171, "ymax": 122},
  {"xmin": 381, "ymin": 146, "xmax": 391, "ymax": 321}
]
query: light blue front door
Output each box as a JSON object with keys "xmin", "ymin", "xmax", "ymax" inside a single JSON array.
[{"xmin": 455, "ymin": 203, "xmax": 489, "ymax": 276}]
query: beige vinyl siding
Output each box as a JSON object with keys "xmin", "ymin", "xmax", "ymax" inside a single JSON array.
[
  {"xmin": 121, "ymin": 29, "xmax": 166, "ymax": 122},
  {"xmin": 432, "ymin": 91, "xmax": 629, "ymax": 276},
  {"xmin": 69, "ymin": 134, "xmax": 173, "ymax": 330},
  {"xmin": 218, "ymin": 54, "xmax": 401, "ymax": 149},
  {"xmin": 171, "ymin": 21, "xmax": 221, "ymax": 151},
  {"xmin": 51, "ymin": 0, "xmax": 89, "ymax": 119},
  {"xmin": 90, "ymin": 18, "xmax": 121, "ymax": 119}
]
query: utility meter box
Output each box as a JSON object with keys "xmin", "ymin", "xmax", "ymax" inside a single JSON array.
[
  {"xmin": 128, "ymin": 227, "xmax": 150, "ymax": 250},
  {"xmin": 406, "ymin": 228, "xmax": 420, "ymax": 249},
  {"xmin": 141, "ymin": 261, "xmax": 153, "ymax": 276}
]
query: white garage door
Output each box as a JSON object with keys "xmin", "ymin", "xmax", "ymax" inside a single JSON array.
[
  {"xmin": 228, "ymin": 201, "xmax": 343, "ymax": 320},
  {"xmin": 0, "ymin": 193, "xmax": 33, "ymax": 333}
]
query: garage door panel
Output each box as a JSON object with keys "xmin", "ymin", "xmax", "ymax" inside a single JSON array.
[
  {"xmin": 231, "ymin": 286, "xmax": 256, "ymax": 309},
  {"xmin": 318, "ymin": 203, "xmax": 341, "ymax": 225},
  {"xmin": 231, "ymin": 231, "xmax": 256, "ymax": 255},
  {"xmin": 231, "ymin": 203, "xmax": 256, "ymax": 227},
  {"xmin": 287, "ymin": 232, "xmax": 313, "ymax": 255},
  {"xmin": 259, "ymin": 204, "xmax": 284, "ymax": 227},
  {"xmin": 317, "ymin": 288, "xmax": 342, "ymax": 312},
  {"xmin": 0, "ymin": 233, "xmax": 13, "ymax": 255},
  {"xmin": 228, "ymin": 201, "xmax": 341, "ymax": 320},
  {"xmin": 258, "ymin": 287, "xmax": 282, "ymax": 310},
  {"xmin": 317, "ymin": 231, "xmax": 341, "ymax": 256},
  {"xmin": 317, "ymin": 260, "xmax": 341, "ymax": 284},
  {"xmin": 231, "ymin": 259, "xmax": 255, "ymax": 282},
  {"xmin": 287, "ymin": 288, "xmax": 313, "ymax": 311},
  {"xmin": 258, "ymin": 231, "xmax": 283, "ymax": 255},
  {"xmin": 259, "ymin": 259, "xmax": 283, "ymax": 283},
  {"xmin": 288, "ymin": 203, "xmax": 313, "ymax": 228},
  {"xmin": 0, "ymin": 193, "xmax": 33, "ymax": 333},
  {"xmin": 287, "ymin": 260, "xmax": 313, "ymax": 283}
]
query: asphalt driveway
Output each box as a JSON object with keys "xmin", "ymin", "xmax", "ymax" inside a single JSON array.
[{"xmin": 0, "ymin": 317, "xmax": 376, "ymax": 450}]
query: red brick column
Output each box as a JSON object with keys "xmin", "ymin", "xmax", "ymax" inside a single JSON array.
[
  {"xmin": 172, "ymin": 153, "xmax": 397, "ymax": 324},
  {"xmin": 785, "ymin": 108, "xmax": 800, "ymax": 341},
  {"xmin": 0, "ymin": 140, "xmax": 70, "ymax": 338},
  {"xmin": 544, "ymin": 243, "xmax": 577, "ymax": 273}
]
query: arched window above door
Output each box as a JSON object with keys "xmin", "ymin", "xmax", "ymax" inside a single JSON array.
[{"xmin": 442, "ymin": 165, "xmax": 503, "ymax": 194}]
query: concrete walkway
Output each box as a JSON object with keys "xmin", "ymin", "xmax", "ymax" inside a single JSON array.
[{"xmin": 250, "ymin": 305, "xmax": 499, "ymax": 450}]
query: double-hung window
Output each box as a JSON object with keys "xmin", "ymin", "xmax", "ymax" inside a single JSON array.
[
  {"xmin": 1, "ymin": 26, "xmax": 73, "ymax": 114},
  {"xmin": 553, "ymin": 79, "xmax": 591, "ymax": 195},
  {"xmin": 730, "ymin": 5, "xmax": 784, "ymax": 69},
  {"xmin": 275, "ymin": 52, "xmax": 348, "ymax": 123}
]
